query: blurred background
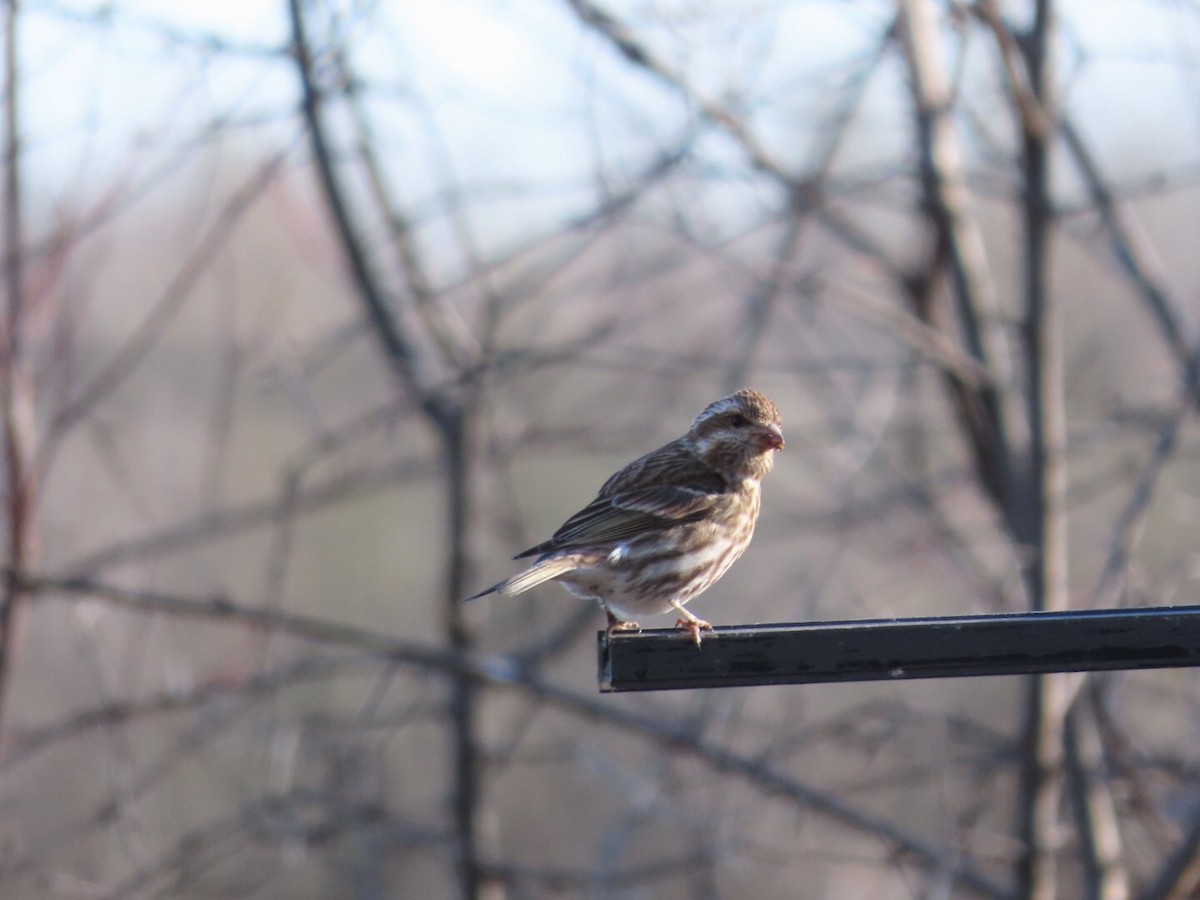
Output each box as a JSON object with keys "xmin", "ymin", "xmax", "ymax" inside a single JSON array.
[{"xmin": 1, "ymin": 0, "xmax": 1199, "ymax": 897}]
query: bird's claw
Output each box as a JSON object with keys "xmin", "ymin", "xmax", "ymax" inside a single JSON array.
[
  {"xmin": 674, "ymin": 616, "xmax": 713, "ymax": 649},
  {"xmin": 606, "ymin": 618, "xmax": 642, "ymax": 637}
]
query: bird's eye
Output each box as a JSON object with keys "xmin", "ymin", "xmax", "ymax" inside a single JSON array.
[{"xmin": 730, "ymin": 414, "xmax": 749, "ymax": 428}]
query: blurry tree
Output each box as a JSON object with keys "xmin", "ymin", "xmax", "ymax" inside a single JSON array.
[{"xmin": 0, "ymin": 0, "xmax": 1199, "ymax": 898}]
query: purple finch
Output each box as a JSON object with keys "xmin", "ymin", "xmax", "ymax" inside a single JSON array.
[{"xmin": 468, "ymin": 389, "xmax": 783, "ymax": 646}]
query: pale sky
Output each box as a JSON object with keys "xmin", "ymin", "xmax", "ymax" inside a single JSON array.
[{"xmin": 19, "ymin": 0, "xmax": 1200, "ymax": 254}]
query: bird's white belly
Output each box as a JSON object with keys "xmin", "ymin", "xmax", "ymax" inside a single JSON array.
[{"xmin": 559, "ymin": 530, "xmax": 748, "ymax": 621}]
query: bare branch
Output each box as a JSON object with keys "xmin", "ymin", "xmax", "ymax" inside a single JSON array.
[
  {"xmin": 1091, "ymin": 390, "xmax": 1194, "ymax": 608},
  {"xmin": 66, "ymin": 456, "xmax": 436, "ymax": 575},
  {"xmin": 1009, "ymin": 5, "xmax": 1071, "ymax": 898},
  {"xmin": 561, "ymin": 0, "xmax": 792, "ymax": 183},
  {"xmin": 898, "ymin": 0, "xmax": 1018, "ymax": 508},
  {"xmin": 1060, "ymin": 116, "xmax": 1195, "ymax": 377},
  {"xmin": 286, "ymin": 0, "xmax": 457, "ymax": 424},
  {"xmin": 35, "ymin": 154, "xmax": 289, "ymax": 486}
]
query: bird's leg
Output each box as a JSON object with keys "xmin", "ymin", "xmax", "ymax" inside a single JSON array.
[
  {"xmin": 671, "ymin": 600, "xmax": 713, "ymax": 649},
  {"xmin": 605, "ymin": 608, "xmax": 641, "ymax": 636}
]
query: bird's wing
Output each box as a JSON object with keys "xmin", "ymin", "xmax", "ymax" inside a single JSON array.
[
  {"xmin": 513, "ymin": 484, "xmax": 724, "ymax": 559},
  {"xmin": 596, "ymin": 438, "xmax": 723, "ymax": 496}
]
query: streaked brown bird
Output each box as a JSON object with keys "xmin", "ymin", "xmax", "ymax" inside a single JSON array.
[{"xmin": 467, "ymin": 389, "xmax": 783, "ymax": 646}]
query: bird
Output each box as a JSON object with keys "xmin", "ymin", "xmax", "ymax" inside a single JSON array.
[{"xmin": 467, "ymin": 389, "xmax": 783, "ymax": 646}]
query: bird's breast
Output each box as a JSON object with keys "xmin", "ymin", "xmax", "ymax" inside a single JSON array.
[{"xmin": 555, "ymin": 482, "xmax": 763, "ymax": 618}]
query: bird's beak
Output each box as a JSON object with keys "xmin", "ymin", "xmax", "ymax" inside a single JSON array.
[{"xmin": 759, "ymin": 424, "xmax": 785, "ymax": 451}]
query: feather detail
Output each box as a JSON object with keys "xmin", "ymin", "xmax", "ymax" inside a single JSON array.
[
  {"xmin": 514, "ymin": 485, "xmax": 726, "ymax": 559},
  {"xmin": 597, "ymin": 438, "xmax": 728, "ymax": 496},
  {"xmin": 496, "ymin": 554, "xmax": 583, "ymax": 596},
  {"xmin": 463, "ymin": 581, "xmax": 504, "ymax": 602}
]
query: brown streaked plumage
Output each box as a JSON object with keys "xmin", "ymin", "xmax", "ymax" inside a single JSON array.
[{"xmin": 466, "ymin": 389, "xmax": 783, "ymax": 646}]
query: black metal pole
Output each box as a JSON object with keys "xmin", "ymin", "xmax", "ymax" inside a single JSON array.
[{"xmin": 599, "ymin": 606, "xmax": 1200, "ymax": 692}]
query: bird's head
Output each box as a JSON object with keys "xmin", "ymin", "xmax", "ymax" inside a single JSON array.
[{"xmin": 686, "ymin": 388, "xmax": 784, "ymax": 481}]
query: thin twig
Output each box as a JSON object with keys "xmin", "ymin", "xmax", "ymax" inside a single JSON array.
[
  {"xmin": 726, "ymin": 23, "xmax": 896, "ymax": 390},
  {"xmin": 66, "ymin": 456, "xmax": 436, "ymax": 574},
  {"xmin": 561, "ymin": 0, "xmax": 788, "ymax": 182},
  {"xmin": 34, "ymin": 154, "xmax": 289, "ymax": 487},
  {"xmin": 1059, "ymin": 116, "xmax": 1197, "ymax": 384}
]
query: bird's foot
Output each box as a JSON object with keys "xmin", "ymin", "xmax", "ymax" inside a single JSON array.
[
  {"xmin": 606, "ymin": 611, "xmax": 641, "ymax": 637},
  {"xmin": 673, "ymin": 614, "xmax": 713, "ymax": 649}
]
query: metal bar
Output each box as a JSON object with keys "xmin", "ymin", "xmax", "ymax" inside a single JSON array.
[{"xmin": 598, "ymin": 605, "xmax": 1200, "ymax": 692}]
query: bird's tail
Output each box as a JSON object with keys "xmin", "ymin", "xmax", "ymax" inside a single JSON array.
[
  {"xmin": 464, "ymin": 581, "xmax": 504, "ymax": 601},
  {"xmin": 464, "ymin": 555, "xmax": 581, "ymax": 601}
]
